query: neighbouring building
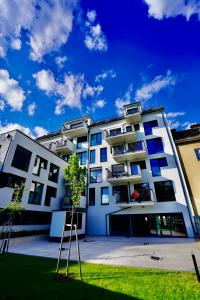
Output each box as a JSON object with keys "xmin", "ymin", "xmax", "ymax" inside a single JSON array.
[
  {"xmin": 173, "ymin": 125, "xmax": 200, "ymax": 235},
  {"xmin": 0, "ymin": 129, "xmax": 86, "ymax": 237},
  {"xmin": 37, "ymin": 102, "xmax": 195, "ymax": 238}
]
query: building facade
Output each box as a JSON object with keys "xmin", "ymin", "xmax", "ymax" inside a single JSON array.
[
  {"xmin": 0, "ymin": 129, "xmax": 81, "ymax": 234},
  {"xmin": 38, "ymin": 102, "xmax": 195, "ymax": 238},
  {"xmin": 173, "ymin": 125, "xmax": 200, "ymax": 218}
]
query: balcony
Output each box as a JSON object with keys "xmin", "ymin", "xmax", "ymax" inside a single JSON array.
[
  {"xmin": 54, "ymin": 139, "xmax": 74, "ymax": 154},
  {"xmin": 125, "ymin": 107, "xmax": 141, "ymax": 124},
  {"xmin": 112, "ymin": 141, "xmax": 146, "ymax": 163},
  {"xmin": 105, "ymin": 128, "xmax": 136, "ymax": 145},
  {"xmin": 106, "ymin": 166, "xmax": 142, "ymax": 185},
  {"xmin": 115, "ymin": 189, "xmax": 154, "ymax": 207},
  {"xmin": 62, "ymin": 121, "xmax": 88, "ymax": 138}
]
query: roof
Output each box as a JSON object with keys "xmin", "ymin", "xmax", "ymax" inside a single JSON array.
[{"xmin": 172, "ymin": 127, "xmax": 200, "ymax": 144}]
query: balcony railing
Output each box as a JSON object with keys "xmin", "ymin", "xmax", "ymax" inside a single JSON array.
[
  {"xmin": 115, "ymin": 189, "xmax": 154, "ymax": 205},
  {"xmin": 105, "ymin": 128, "xmax": 133, "ymax": 138},
  {"xmin": 113, "ymin": 141, "xmax": 145, "ymax": 156},
  {"xmin": 107, "ymin": 164, "xmax": 141, "ymax": 179}
]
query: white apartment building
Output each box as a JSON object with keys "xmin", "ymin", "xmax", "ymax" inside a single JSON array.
[
  {"xmin": 0, "ymin": 129, "xmax": 86, "ymax": 237},
  {"xmin": 38, "ymin": 102, "xmax": 195, "ymax": 238}
]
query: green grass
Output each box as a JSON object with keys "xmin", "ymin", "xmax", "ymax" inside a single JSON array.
[{"xmin": 0, "ymin": 254, "xmax": 200, "ymax": 300}]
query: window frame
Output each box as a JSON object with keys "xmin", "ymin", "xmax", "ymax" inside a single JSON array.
[
  {"xmin": 90, "ymin": 167, "xmax": 102, "ymax": 183},
  {"xmin": 89, "ymin": 188, "xmax": 95, "ymax": 206},
  {"xmin": 154, "ymin": 180, "xmax": 176, "ymax": 202},
  {"xmin": 28, "ymin": 181, "xmax": 44, "ymax": 205},
  {"xmin": 11, "ymin": 144, "xmax": 32, "ymax": 172},
  {"xmin": 90, "ymin": 132, "xmax": 102, "ymax": 146},
  {"xmin": 90, "ymin": 149, "xmax": 95, "ymax": 164},
  {"xmin": 146, "ymin": 137, "xmax": 164, "ymax": 155},
  {"xmin": 143, "ymin": 120, "xmax": 158, "ymax": 136},
  {"xmin": 150, "ymin": 157, "xmax": 168, "ymax": 176},
  {"xmin": 100, "ymin": 147, "xmax": 107, "ymax": 162},
  {"xmin": 101, "ymin": 186, "xmax": 109, "ymax": 205}
]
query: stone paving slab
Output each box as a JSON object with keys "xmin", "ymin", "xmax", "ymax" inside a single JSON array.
[{"xmin": 8, "ymin": 236, "xmax": 200, "ymax": 272}]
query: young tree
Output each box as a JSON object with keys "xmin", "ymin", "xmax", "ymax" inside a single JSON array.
[{"xmin": 63, "ymin": 154, "xmax": 87, "ymax": 278}]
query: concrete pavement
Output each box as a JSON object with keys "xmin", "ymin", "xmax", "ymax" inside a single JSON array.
[{"xmin": 8, "ymin": 236, "xmax": 200, "ymax": 272}]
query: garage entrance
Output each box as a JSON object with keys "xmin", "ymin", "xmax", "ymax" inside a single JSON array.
[{"xmin": 110, "ymin": 213, "xmax": 187, "ymax": 237}]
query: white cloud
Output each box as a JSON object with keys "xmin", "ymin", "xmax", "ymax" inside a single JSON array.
[
  {"xmin": 115, "ymin": 84, "xmax": 133, "ymax": 115},
  {"xmin": 84, "ymin": 10, "xmax": 107, "ymax": 52},
  {"xmin": 136, "ymin": 71, "xmax": 176, "ymax": 102},
  {"xmin": 166, "ymin": 111, "xmax": 185, "ymax": 118},
  {"xmin": 86, "ymin": 99, "xmax": 106, "ymax": 113},
  {"xmin": 34, "ymin": 69, "xmax": 84, "ymax": 115},
  {"xmin": 0, "ymin": 100, "xmax": 5, "ymax": 111},
  {"xmin": 95, "ymin": 69, "xmax": 116, "ymax": 82},
  {"xmin": 33, "ymin": 126, "xmax": 48, "ymax": 138},
  {"xmin": 33, "ymin": 70, "xmax": 56, "ymax": 94},
  {"xmin": 55, "ymin": 56, "xmax": 68, "ymax": 69},
  {"xmin": 82, "ymin": 83, "xmax": 103, "ymax": 99},
  {"xmin": 144, "ymin": 0, "xmax": 200, "ymax": 21},
  {"xmin": 28, "ymin": 102, "xmax": 37, "ymax": 116},
  {"xmin": 10, "ymin": 38, "xmax": 21, "ymax": 50},
  {"xmin": 0, "ymin": 122, "xmax": 48, "ymax": 139},
  {"xmin": 0, "ymin": 0, "xmax": 77, "ymax": 61},
  {"xmin": 0, "ymin": 69, "xmax": 26, "ymax": 111}
]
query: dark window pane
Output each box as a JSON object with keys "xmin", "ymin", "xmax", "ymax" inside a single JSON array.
[
  {"xmin": 126, "ymin": 107, "xmax": 138, "ymax": 115},
  {"xmin": 195, "ymin": 148, "xmax": 200, "ymax": 160},
  {"xmin": 90, "ymin": 150, "xmax": 95, "ymax": 164},
  {"xmin": 110, "ymin": 128, "xmax": 121, "ymax": 136},
  {"xmin": 154, "ymin": 180, "xmax": 176, "ymax": 202},
  {"xmin": 134, "ymin": 160, "xmax": 146, "ymax": 169},
  {"xmin": 11, "ymin": 145, "xmax": 32, "ymax": 172},
  {"xmin": 143, "ymin": 120, "xmax": 158, "ymax": 135},
  {"xmin": 126, "ymin": 125, "xmax": 132, "ymax": 132},
  {"xmin": 134, "ymin": 124, "xmax": 140, "ymax": 131},
  {"xmin": 90, "ymin": 168, "xmax": 102, "ymax": 183},
  {"xmin": 90, "ymin": 133, "xmax": 102, "ymax": 146},
  {"xmin": 89, "ymin": 188, "xmax": 95, "ymax": 206},
  {"xmin": 44, "ymin": 186, "xmax": 57, "ymax": 206},
  {"xmin": 101, "ymin": 187, "xmax": 109, "ymax": 205},
  {"xmin": 70, "ymin": 122, "xmax": 83, "ymax": 129},
  {"xmin": 130, "ymin": 163, "xmax": 139, "ymax": 175},
  {"xmin": 150, "ymin": 158, "xmax": 167, "ymax": 176},
  {"xmin": 33, "ymin": 155, "xmax": 48, "ymax": 176},
  {"xmin": 146, "ymin": 138, "xmax": 164, "ymax": 155},
  {"xmin": 78, "ymin": 151, "xmax": 87, "ymax": 165},
  {"xmin": 100, "ymin": 148, "xmax": 107, "ymax": 162},
  {"xmin": 28, "ymin": 181, "xmax": 44, "ymax": 205},
  {"xmin": 77, "ymin": 136, "xmax": 87, "ymax": 149},
  {"xmin": 49, "ymin": 163, "xmax": 59, "ymax": 183}
]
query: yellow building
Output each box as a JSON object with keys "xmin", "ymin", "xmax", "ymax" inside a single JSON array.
[{"xmin": 173, "ymin": 125, "xmax": 200, "ymax": 216}]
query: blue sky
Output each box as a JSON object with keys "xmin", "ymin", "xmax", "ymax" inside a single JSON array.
[{"xmin": 0, "ymin": 0, "xmax": 200, "ymax": 137}]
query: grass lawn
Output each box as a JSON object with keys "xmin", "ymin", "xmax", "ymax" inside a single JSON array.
[{"xmin": 0, "ymin": 254, "xmax": 200, "ymax": 300}]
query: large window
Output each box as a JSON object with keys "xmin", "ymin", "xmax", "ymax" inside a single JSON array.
[
  {"xmin": 146, "ymin": 138, "xmax": 164, "ymax": 155},
  {"xmin": 134, "ymin": 160, "xmax": 146, "ymax": 169},
  {"xmin": 48, "ymin": 163, "xmax": 59, "ymax": 183},
  {"xmin": 32, "ymin": 155, "xmax": 47, "ymax": 176},
  {"xmin": 101, "ymin": 187, "xmax": 109, "ymax": 205},
  {"xmin": 77, "ymin": 136, "xmax": 87, "ymax": 149},
  {"xmin": 90, "ymin": 168, "xmax": 102, "ymax": 183},
  {"xmin": 44, "ymin": 186, "xmax": 57, "ymax": 206},
  {"xmin": 154, "ymin": 180, "xmax": 176, "ymax": 202},
  {"xmin": 110, "ymin": 128, "xmax": 121, "ymax": 136},
  {"xmin": 90, "ymin": 150, "xmax": 95, "ymax": 164},
  {"xmin": 130, "ymin": 163, "xmax": 139, "ymax": 175},
  {"xmin": 11, "ymin": 145, "xmax": 32, "ymax": 172},
  {"xmin": 90, "ymin": 133, "xmax": 102, "ymax": 146},
  {"xmin": 78, "ymin": 151, "xmax": 87, "ymax": 165},
  {"xmin": 89, "ymin": 188, "xmax": 95, "ymax": 206},
  {"xmin": 126, "ymin": 107, "xmax": 138, "ymax": 115},
  {"xmin": 28, "ymin": 181, "xmax": 44, "ymax": 205},
  {"xmin": 150, "ymin": 158, "xmax": 168, "ymax": 176},
  {"xmin": 100, "ymin": 147, "xmax": 107, "ymax": 162},
  {"xmin": 143, "ymin": 120, "xmax": 158, "ymax": 135}
]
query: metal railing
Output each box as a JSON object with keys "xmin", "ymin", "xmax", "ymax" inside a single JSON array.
[
  {"xmin": 115, "ymin": 189, "xmax": 153, "ymax": 204},
  {"xmin": 112, "ymin": 141, "xmax": 145, "ymax": 156},
  {"xmin": 106, "ymin": 166, "xmax": 140, "ymax": 179},
  {"xmin": 105, "ymin": 127, "xmax": 133, "ymax": 138}
]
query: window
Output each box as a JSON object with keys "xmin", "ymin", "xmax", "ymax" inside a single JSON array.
[
  {"xmin": 90, "ymin": 168, "xmax": 102, "ymax": 183},
  {"xmin": 77, "ymin": 136, "xmax": 87, "ymax": 149},
  {"xmin": 130, "ymin": 163, "xmax": 139, "ymax": 175},
  {"xmin": 195, "ymin": 148, "xmax": 200, "ymax": 160},
  {"xmin": 32, "ymin": 155, "xmax": 47, "ymax": 176},
  {"xmin": 126, "ymin": 107, "xmax": 138, "ymax": 115},
  {"xmin": 113, "ymin": 144, "xmax": 124, "ymax": 155},
  {"xmin": 28, "ymin": 181, "xmax": 44, "ymax": 205},
  {"xmin": 44, "ymin": 186, "xmax": 57, "ymax": 206},
  {"xmin": 112, "ymin": 164, "xmax": 125, "ymax": 176},
  {"xmin": 134, "ymin": 160, "xmax": 146, "ymax": 169},
  {"xmin": 90, "ymin": 150, "xmax": 95, "ymax": 164},
  {"xmin": 143, "ymin": 120, "xmax": 158, "ymax": 135},
  {"xmin": 90, "ymin": 133, "xmax": 102, "ymax": 146},
  {"xmin": 126, "ymin": 125, "xmax": 132, "ymax": 132},
  {"xmin": 150, "ymin": 158, "xmax": 168, "ymax": 176},
  {"xmin": 70, "ymin": 122, "xmax": 83, "ymax": 129},
  {"xmin": 134, "ymin": 183, "xmax": 151, "ymax": 202},
  {"xmin": 11, "ymin": 145, "xmax": 32, "ymax": 172},
  {"xmin": 154, "ymin": 180, "xmax": 176, "ymax": 202},
  {"xmin": 134, "ymin": 124, "xmax": 140, "ymax": 131},
  {"xmin": 48, "ymin": 163, "xmax": 59, "ymax": 183},
  {"xmin": 78, "ymin": 151, "xmax": 87, "ymax": 165},
  {"xmin": 110, "ymin": 128, "xmax": 121, "ymax": 136},
  {"xmin": 128, "ymin": 141, "xmax": 144, "ymax": 152},
  {"xmin": 146, "ymin": 138, "xmax": 164, "ymax": 155},
  {"xmin": 101, "ymin": 187, "xmax": 109, "ymax": 205},
  {"xmin": 89, "ymin": 188, "xmax": 95, "ymax": 206},
  {"xmin": 62, "ymin": 154, "xmax": 71, "ymax": 162},
  {"xmin": 100, "ymin": 148, "xmax": 107, "ymax": 162}
]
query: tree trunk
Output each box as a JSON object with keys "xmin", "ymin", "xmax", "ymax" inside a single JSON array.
[{"xmin": 66, "ymin": 207, "xmax": 75, "ymax": 277}]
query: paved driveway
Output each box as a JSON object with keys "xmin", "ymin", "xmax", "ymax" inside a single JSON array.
[{"xmin": 9, "ymin": 236, "xmax": 200, "ymax": 272}]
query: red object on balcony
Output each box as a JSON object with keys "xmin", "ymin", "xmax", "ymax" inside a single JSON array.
[{"xmin": 132, "ymin": 190, "xmax": 139, "ymax": 201}]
